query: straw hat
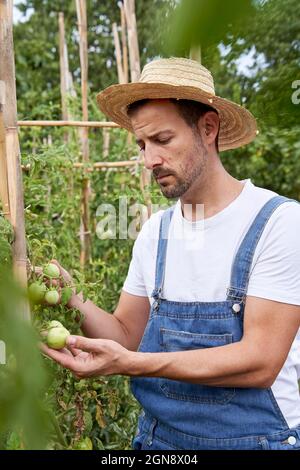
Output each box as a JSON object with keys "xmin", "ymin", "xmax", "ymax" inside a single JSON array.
[{"xmin": 97, "ymin": 57, "xmax": 257, "ymax": 152}]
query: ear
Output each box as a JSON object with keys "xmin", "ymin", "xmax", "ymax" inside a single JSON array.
[{"xmin": 198, "ymin": 111, "xmax": 220, "ymax": 150}]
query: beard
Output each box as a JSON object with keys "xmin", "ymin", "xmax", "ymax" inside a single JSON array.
[{"xmin": 154, "ymin": 134, "xmax": 208, "ymax": 199}]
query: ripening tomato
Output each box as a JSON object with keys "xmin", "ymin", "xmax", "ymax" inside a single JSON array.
[
  {"xmin": 46, "ymin": 327, "xmax": 70, "ymax": 350},
  {"xmin": 43, "ymin": 263, "xmax": 60, "ymax": 279},
  {"xmin": 28, "ymin": 282, "xmax": 47, "ymax": 304},
  {"xmin": 44, "ymin": 290, "xmax": 60, "ymax": 305},
  {"xmin": 73, "ymin": 437, "xmax": 93, "ymax": 450},
  {"xmin": 48, "ymin": 320, "xmax": 64, "ymax": 329}
]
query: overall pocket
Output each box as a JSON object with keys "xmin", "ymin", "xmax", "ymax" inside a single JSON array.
[{"xmin": 159, "ymin": 328, "xmax": 235, "ymax": 404}]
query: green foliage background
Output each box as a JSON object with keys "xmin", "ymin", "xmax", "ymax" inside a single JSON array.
[{"xmin": 0, "ymin": 0, "xmax": 299, "ymax": 450}]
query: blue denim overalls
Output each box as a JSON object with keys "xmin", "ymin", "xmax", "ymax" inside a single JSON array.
[{"xmin": 131, "ymin": 195, "xmax": 300, "ymax": 450}]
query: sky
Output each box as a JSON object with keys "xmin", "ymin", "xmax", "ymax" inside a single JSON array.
[{"xmin": 13, "ymin": 0, "xmax": 33, "ymax": 24}]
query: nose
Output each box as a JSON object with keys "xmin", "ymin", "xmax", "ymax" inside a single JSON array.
[{"xmin": 143, "ymin": 143, "xmax": 163, "ymax": 170}]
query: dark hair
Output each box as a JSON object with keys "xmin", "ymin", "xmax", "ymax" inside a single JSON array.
[{"xmin": 127, "ymin": 98, "xmax": 219, "ymax": 151}]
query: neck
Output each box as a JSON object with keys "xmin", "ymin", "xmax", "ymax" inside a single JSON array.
[{"xmin": 180, "ymin": 153, "xmax": 245, "ymax": 221}]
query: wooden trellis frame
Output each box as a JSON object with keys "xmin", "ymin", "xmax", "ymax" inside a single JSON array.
[{"xmin": 0, "ymin": 0, "xmax": 152, "ymax": 306}]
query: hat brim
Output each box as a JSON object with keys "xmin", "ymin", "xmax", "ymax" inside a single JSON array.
[{"xmin": 96, "ymin": 82, "xmax": 257, "ymax": 152}]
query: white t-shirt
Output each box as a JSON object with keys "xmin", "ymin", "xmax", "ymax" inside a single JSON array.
[{"xmin": 123, "ymin": 178, "xmax": 300, "ymax": 428}]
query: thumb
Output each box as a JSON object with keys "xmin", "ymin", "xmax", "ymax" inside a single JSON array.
[
  {"xmin": 66, "ymin": 335, "xmax": 100, "ymax": 352},
  {"xmin": 50, "ymin": 259, "xmax": 62, "ymax": 271}
]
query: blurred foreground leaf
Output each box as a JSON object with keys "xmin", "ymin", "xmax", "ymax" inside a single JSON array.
[
  {"xmin": 166, "ymin": 0, "xmax": 253, "ymax": 54},
  {"xmin": 0, "ymin": 268, "xmax": 50, "ymax": 449}
]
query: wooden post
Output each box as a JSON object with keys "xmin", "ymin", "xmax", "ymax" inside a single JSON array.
[
  {"xmin": 124, "ymin": 0, "xmax": 141, "ymax": 82},
  {"xmin": 112, "ymin": 23, "xmax": 125, "ymax": 84},
  {"xmin": 120, "ymin": 3, "xmax": 128, "ymax": 84},
  {"xmin": 21, "ymin": 160, "xmax": 138, "ymax": 172},
  {"xmin": 0, "ymin": 83, "xmax": 10, "ymax": 217},
  {"xmin": 18, "ymin": 120, "xmax": 119, "ymax": 128},
  {"xmin": 124, "ymin": 0, "xmax": 139, "ymax": 150},
  {"xmin": 58, "ymin": 11, "xmax": 78, "ymax": 147},
  {"xmin": 75, "ymin": 0, "xmax": 91, "ymax": 267},
  {"xmin": 102, "ymin": 129, "xmax": 110, "ymax": 159},
  {"xmin": 124, "ymin": 0, "xmax": 152, "ymax": 215},
  {"xmin": 189, "ymin": 45, "xmax": 202, "ymax": 64},
  {"xmin": 58, "ymin": 12, "xmax": 69, "ymax": 122},
  {"xmin": 55, "ymin": 4, "xmax": 70, "ymax": 142},
  {"xmin": 0, "ymin": 1, "xmax": 30, "ymax": 321}
]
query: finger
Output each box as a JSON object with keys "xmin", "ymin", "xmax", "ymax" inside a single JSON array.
[
  {"xmin": 50, "ymin": 259, "xmax": 72, "ymax": 285},
  {"xmin": 39, "ymin": 342, "xmax": 77, "ymax": 368},
  {"xmin": 50, "ymin": 259, "xmax": 62, "ymax": 270},
  {"xmin": 33, "ymin": 266, "xmax": 43, "ymax": 277},
  {"xmin": 59, "ymin": 347, "xmax": 76, "ymax": 357},
  {"xmin": 66, "ymin": 335, "xmax": 103, "ymax": 352},
  {"xmin": 67, "ymin": 344, "xmax": 84, "ymax": 356}
]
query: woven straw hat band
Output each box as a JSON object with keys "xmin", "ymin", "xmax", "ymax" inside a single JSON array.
[{"xmin": 141, "ymin": 58, "xmax": 215, "ymax": 96}]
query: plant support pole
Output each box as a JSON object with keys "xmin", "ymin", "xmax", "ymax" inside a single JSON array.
[
  {"xmin": 0, "ymin": 82, "xmax": 10, "ymax": 217},
  {"xmin": 0, "ymin": 0, "xmax": 30, "ymax": 321},
  {"xmin": 76, "ymin": 0, "xmax": 91, "ymax": 267}
]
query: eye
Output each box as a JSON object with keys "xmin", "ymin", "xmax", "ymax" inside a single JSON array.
[{"xmin": 156, "ymin": 137, "xmax": 171, "ymax": 145}]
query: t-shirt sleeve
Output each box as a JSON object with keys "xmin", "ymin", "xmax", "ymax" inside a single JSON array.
[
  {"xmin": 122, "ymin": 234, "xmax": 148, "ymax": 297},
  {"xmin": 247, "ymin": 202, "xmax": 300, "ymax": 305}
]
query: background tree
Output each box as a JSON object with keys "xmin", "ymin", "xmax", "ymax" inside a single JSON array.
[{"xmin": 14, "ymin": 0, "xmax": 171, "ymax": 119}]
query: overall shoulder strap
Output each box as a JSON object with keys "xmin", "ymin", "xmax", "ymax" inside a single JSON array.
[
  {"xmin": 152, "ymin": 205, "xmax": 175, "ymax": 300},
  {"xmin": 227, "ymin": 195, "xmax": 296, "ymax": 302}
]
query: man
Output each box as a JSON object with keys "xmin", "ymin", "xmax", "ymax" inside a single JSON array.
[{"xmin": 42, "ymin": 58, "xmax": 300, "ymax": 450}]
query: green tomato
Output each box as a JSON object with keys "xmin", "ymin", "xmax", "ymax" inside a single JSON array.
[
  {"xmin": 73, "ymin": 437, "xmax": 93, "ymax": 450},
  {"xmin": 48, "ymin": 320, "xmax": 64, "ymax": 329},
  {"xmin": 92, "ymin": 381, "xmax": 101, "ymax": 391},
  {"xmin": 74, "ymin": 379, "xmax": 87, "ymax": 392},
  {"xmin": 46, "ymin": 327, "xmax": 70, "ymax": 350},
  {"xmin": 28, "ymin": 282, "xmax": 47, "ymax": 304},
  {"xmin": 43, "ymin": 263, "xmax": 60, "ymax": 279},
  {"xmin": 44, "ymin": 290, "xmax": 60, "ymax": 305}
]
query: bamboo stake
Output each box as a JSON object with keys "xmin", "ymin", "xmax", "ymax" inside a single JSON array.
[
  {"xmin": 0, "ymin": 84, "xmax": 10, "ymax": 218},
  {"xmin": 58, "ymin": 11, "xmax": 79, "ymax": 147},
  {"xmin": 74, "ymin": 160, "xmax": 137, "ymax": 168},
  {"xmin": 124, "ymin": 0, "xmax": 141, "ymax": 82},
  {"xmin": 112, "ymin": 22, "xmax": 125, "ymax": 84},
  {"xmin": 120, "ymin": 3, "xmax": 128, "ymax": 84},
  {"xmin": 21, "ymin": 160, "xmax": 138, "ymax": 171},
  {"xmin": 76, "ymin": 0, "xmax": 91, "ymax": 267},
  {"xmin": 58, "ymin": 12, "xmax": 69, "ymax": 122},
  {"xmin": 18, "ymin": 120, "xmax": 119, "ymax": 128},
  {"xmin": 0, "ymin": 1, "xmax": 30, "ymax": 321},
  {"xmin": 189, "ymin": 45, "xmax": 202, "ymax": 64},
  {"xmin": 124, "ymin": 1, "xmax": 152, "ymax": 215},
  {"xmin": 123, "ymin": 0, "xmax": 137, "ymax": 147},
  {"xmin": 102, "ymin": 128, "xmax": 110, "ymax": 159}
]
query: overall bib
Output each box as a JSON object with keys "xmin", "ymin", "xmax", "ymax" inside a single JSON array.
[{"xmin": 131, "ymin": 196, "xmax": 300, "ymax": 450}]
